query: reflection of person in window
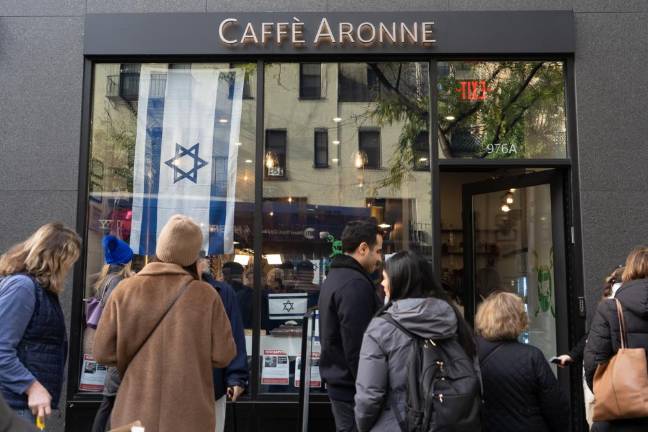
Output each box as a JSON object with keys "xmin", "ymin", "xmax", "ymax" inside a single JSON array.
[
  {"xmin": 476, "ymin": 256, "xmax": 501, "ymax": 300},
  {"xmin": 265, "ymin": 268, "xmax": 285, "ymax": 293},
  {"xmin": 222, "ymin": 262, "xmax": 254, "ymax": 330},
  {"xmin": 294, "ymin": 261, "xmax": 320, "ymax": 309}
]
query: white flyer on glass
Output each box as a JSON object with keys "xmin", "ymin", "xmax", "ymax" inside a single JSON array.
[
  {"xmin": 261, "ymin": 349, "xmax": 290, "ymax": 385},
  {"xmin": 79, "ymin": 354, "xmax": 107, "ymax": 392},
  {"xmin": 294, "ymin": 352, "xmax": 321, "ymax": 388}
]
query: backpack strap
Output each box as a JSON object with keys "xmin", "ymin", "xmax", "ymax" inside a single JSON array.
[
  {"xmin": 380, "ymin": 313, "xmax": 418, "ymax": 340},
  {"xmin": 380, "ymin": 314, "xmax": 417, "ymax": 432}
]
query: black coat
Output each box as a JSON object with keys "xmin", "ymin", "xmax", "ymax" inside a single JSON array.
[
  {"xmin": 477, "ymin": 337, "xmax": 570, "ymax": 432},
  {"xmin": 584, "ymin": 278, "xmax": 648, "ymax": 431},
  {"xmin": 318, "ymin": 255, "xmax": 380, "ymax": 402}
]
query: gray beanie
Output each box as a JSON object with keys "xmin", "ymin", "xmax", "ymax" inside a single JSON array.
[{"xmin": 155, "ymin": 215, "xmax": 203, "ymax": 267}]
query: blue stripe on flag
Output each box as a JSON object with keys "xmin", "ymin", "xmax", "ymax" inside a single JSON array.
[
  {"xmin": 208, "ymin": 72, "xmax": 235, "ymax": 254},
  {"xmin": 139, "ymin": 96, "xmax": 165, "ymax": 255}
]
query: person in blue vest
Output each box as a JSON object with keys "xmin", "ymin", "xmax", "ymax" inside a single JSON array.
[
  {"xmin": 0, "ymin": 223, "xmax": 81, "ymax": 428},
  {"xmin": 198, "ymin": 257, "xmax": 248, "ymax": 432}
]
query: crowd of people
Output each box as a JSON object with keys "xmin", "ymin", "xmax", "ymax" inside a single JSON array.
[{"xmin": 0, "ymin": 216, "xmax": 647, "ymax": 432}]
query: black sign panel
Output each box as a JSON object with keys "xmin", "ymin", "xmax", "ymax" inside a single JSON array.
[{"xmin": 84, "ymin": 11, "xmax": 574, "ymax": 56}]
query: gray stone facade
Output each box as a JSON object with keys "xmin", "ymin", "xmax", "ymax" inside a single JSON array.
[{"xmin": 1, "ymin": 1, "xmax": 647, "ymax": 431}]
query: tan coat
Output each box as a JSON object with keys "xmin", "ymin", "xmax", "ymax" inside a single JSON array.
[{"xmin": 94, "ymin": 262, "xmax": 236, "ymax": 432}]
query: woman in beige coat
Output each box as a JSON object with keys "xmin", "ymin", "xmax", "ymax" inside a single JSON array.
[{"xmin": 94, "ymin": 215, "xmax": 236, "ymax": 432}]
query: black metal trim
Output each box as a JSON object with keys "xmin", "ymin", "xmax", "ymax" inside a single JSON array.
[
  {"xmin": 430, "ymin": 60, "xmax": 441, "ymax": 279},
  {"xmin": 252, "ymin": 59, "xmax": 264, "ymax": 400},
  {"xmin": 564, "ymin": 55, "xmax": 587, "ymax": 432},
  {"xmin": 440, "ymin": 159, "xmax": 571, "ymax": 168},
  {"xmin": 66, "ymin": 58, "xmax": 95, "ymax": 403}
]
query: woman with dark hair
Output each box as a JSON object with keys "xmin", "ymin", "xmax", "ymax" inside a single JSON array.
[
  {"xmin": 354, "ymin": 250, "xmax": 477, "ymax": 431},
  {"xmin": 585, "ymin": 246, "xmax": 648, "ymax": 431}
]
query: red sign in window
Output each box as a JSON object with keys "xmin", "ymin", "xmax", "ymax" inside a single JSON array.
[{"xmin": 456, "ymin": 80, "xmax": 493, "ymax": 101}]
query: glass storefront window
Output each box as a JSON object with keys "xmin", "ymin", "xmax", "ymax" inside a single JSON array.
[
  {"xmin": 261, "ymin": 62, "xmax": 432, "ymax": 394},
  {"xmin": 81, "ymin": 63, "xmax": 257, "ymax": 393},
  {"xmin": 438, "ymin": 61, "xmax": 566, "ymax": 159}
]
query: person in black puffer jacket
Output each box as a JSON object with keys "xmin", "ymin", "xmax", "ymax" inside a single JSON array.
[
  {"xmin": 584, "ymin": 246, "xmax": 648, "ymax": 432},
  {"xmin": 476, "ymin": 292, "xmax": 569, "ymax": 432}
]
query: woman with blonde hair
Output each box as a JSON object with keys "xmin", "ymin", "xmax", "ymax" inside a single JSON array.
[
  {"xmin": 476, "ymin": 292, "xmax": 569, "ymax": 432},
  {"xmin": 89, "ymin": 235, "xmax": 134, "ymax": 432},
  {"xmin": 585, "ymin": 246, "xmax": 648, "ymax": 431},
  {"xmin": 0, "ymin": 222, "xmax": 81, "ymax": 426}
]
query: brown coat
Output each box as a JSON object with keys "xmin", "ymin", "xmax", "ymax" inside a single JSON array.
[{"xmin": 94, "ymin": 262, "xmax": 236, "ymax": 432}]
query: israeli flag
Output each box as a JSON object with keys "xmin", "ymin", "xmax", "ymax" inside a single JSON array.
[
  {"xmin": 130, "ymin": 64, "xmax": 244, "ymax": 255},
  {"xmin": 269, "ymin": 293, "xmax": 308, "ymax": 321}
]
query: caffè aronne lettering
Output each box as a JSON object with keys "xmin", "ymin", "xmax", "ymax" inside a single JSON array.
[{"xmin": 218, "ymin": 17, "xmax": 435, "ymax": 47}]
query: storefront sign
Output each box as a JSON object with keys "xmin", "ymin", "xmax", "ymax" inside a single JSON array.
[
  {"xmin": 218, "ymin": 18, "xmax": 435, "ymax": 48},
  {"xmin": 84, "ymin": 11, "xmax": 574, "ymax": 56}
]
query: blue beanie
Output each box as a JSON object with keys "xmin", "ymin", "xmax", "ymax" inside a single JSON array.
[{"xmin": 102, "ymin": 235, "xmax": 134, "ymax": 265}]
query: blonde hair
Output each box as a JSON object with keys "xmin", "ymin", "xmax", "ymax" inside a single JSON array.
[
  {"xmin": 93, "ymin": 263, "xmax": 133, "ymax": 296},
  {"xmin": 475, "ymin": 292, "xmax": 528, "ymax": 341},
  {"xmin": 0, "ymin": 222, "xmax": 81, "ymax": 294},
  {"xmin": 622, "ymin": 246, "xmax": 648, "ymax": 282}
]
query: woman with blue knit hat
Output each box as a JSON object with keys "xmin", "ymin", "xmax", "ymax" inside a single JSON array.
[{"xmin": 90, "ymin": 235, "xmax": 133, "ymax": 432}]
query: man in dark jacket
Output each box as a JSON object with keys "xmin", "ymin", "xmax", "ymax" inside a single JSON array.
[
  {"xmin": 319, "ymin": 220, "xmax": 383, "ymax": 432},
  {"xmin": 200, "ymin": 259, "xmax": 249, "ymax": 432}
]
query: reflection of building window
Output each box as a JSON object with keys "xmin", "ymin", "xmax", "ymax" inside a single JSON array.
[
  {"xmin": 265, "ymin": 130, "xmax": 287, "ymax": 179},
  {"xmin": 299, "ymin": 63, "xmax": 322, "ymax": 99},
  {"xmin": 229, "ymin": 63, "xmax": 254, "ymax": 99},
  {"xmin": 338, "ymin": 63, "xmax": 380, "ymax": 102},
  {"xmin": 359, "ymin": 129, "xmax": 381, "ymax": 169},
  {"xmin": 118, "ymin": 64, "xmax": 141, "ymax": 101},
  {"xmin": 413, "ymin": 131, "xmax": 430, "ymax": 171},
  {"xmin": 314, "ymin": 129, "xmax": 329, "ymax": 168}
]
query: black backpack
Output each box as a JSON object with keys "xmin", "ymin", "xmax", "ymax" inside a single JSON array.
[{"xmin": 382, "ymin": 314, "xmax": 482, "ymax": 432}]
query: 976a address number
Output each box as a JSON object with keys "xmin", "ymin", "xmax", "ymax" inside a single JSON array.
[{"xmin": 484, "ymin": 143, "xmax": 518, "ymax": 154}]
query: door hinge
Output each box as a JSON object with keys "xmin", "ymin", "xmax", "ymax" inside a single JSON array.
[
  {"xmin": 578, "ymin": 296, "xmax": 586, "ymax": 317},
  {"xmin": 570, "ymin": 226, "xmax": 576, "ymax": 245}
]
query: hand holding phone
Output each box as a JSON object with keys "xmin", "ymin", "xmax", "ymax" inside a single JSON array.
[{"xmin": 549, "ymin": 354, "xmax": 573, "ymax": 367}]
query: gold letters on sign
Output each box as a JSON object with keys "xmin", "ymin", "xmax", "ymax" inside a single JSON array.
[{"xmin": 218, "ymin": 17, "xmax": 436, "ymax": 48}]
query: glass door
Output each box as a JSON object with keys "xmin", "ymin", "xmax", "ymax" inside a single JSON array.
[{"xmin": 462, "ymin": 170, "xmax": 569, "ymax": 368}]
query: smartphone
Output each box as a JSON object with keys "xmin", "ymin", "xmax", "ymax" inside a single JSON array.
[{"xmin": 549, "ymin": 356, "xmax": 562, "ymax": 364}]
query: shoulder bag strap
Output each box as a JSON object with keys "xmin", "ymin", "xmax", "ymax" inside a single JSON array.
[
  {"xmin": 481, "ymin": 342, "xmax": 506, "ymax": 367},
  {"xmin": 98, "ymin": 273, "xmax": 119, "ymax": 302},
  {"xmin": 122, "ymin": 279, "xmax": 193, "ymax": 375},
  {"xmin": 614, "ymin": 298, "xmax": 629, "ymax": 349}
]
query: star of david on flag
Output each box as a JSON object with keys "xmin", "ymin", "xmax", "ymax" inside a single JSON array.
[
  {"xmin": 269, "ymin": 293, "xmax": 308, "ymax": 321},
  {"xmin": 164, "ymin": 143, "xmax": 209, "ymax": 184},
  {"xmin": 130, "ymin": 65, "xmax": 245, "ymax": 256}
]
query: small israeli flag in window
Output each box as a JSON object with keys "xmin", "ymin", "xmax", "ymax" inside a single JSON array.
[{"xmin": 268, "ymin": 293, "xmax": 308, "ymax": 321}]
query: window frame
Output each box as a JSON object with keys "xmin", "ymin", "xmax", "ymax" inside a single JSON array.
[
  {"xmin": 358, "ymin": 127, "xmax": 382, "ymax": 170},
  {"xmin": 299, "ymin": 63, "xmax": 323, "ymax": 100},
  {"xmin": 265, "ymin": 128, "xmax": 288, "ymax": 180},
  {"xmin": 70, "ymin": 56, "xmax": 579, "ymax": 407},
  {"xmin": 313, "ymin": 128, "xmax": 329, "ymax": 168}
]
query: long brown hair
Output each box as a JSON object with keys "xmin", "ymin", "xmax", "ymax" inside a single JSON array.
[
  {"xmin": 0, "ymin": 222, "xmax": 81, "ymax": 294},
  {"xmin": 602, "ymin": 266, "xmax": 625, "ymax": 298},
  {"xmin": 622, "ymin": 246, "xmax": 648, "ymax": 282}
]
